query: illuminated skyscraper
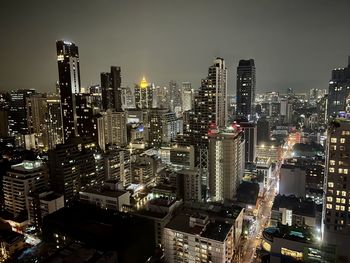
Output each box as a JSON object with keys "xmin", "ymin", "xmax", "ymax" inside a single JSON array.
[
  {"xmin": 236, "ymin": 59, "xmax": 256, "ymax": 120},
  {"xmin": 327, "ymin": 57, "xmax": 350, "ymax": 118},
  {"xmin": 134, "ymin": 77, "xmax": 154, "ymax": 109},
  {"xmin": 323, "ymin": 110, "xmax": 350, "ymax": 261},
  {"xmin": 208, "ymin": 125, "xmax": 245, "ymax": 201},
  {"xmin": 56, "ymin": 40, "xmax": 81, "ymax": 142},
  {"xmin": 181, "ymin": 82, "xmax": 193, "ymax": 112}
]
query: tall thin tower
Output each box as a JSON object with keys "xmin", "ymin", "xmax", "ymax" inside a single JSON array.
[
  {"xmin": 236, "ymin": 59, "xmax": 256, "ymax": 120},
  {"xmin": 56, "ymin": 40, "xmax": 81, "ymax": 142}
]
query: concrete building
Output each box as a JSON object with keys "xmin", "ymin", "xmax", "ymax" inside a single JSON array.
[
  {"xmin": 3, "ymin": 161, "xmax": 47, "ymax": 216},
  {"xmin": 181, "ymin": 82, "xmax": 193, "ymax": 112},
  {"xmin": 170, "ymin": 145, "xmax": 195, "ymax": 170},
  {"xmin": 323, "ymin": 115, "xmax": 350, "ymax": 262},
  {"xmin": 238, "ymin": 121, "xmax": 257, "ymax": 163},
  {"xmin": 271, "ymin": 195, "xmax": 317, "ymax": 228},
  {"xmin": 164, "ymin": 213, "xmax": 235, "ymax": 263},
  {"xmin": 279, "ymin": 164, "xmax": 306, "ymax": 197},
  {"xmin": 97, "ymin": 109, "xmax": 127, "ymax": 151},
  {"xmin": 208, "ymin": 125, "xmax": 245, "ymax": 201},
  {"xmin": 104, "ymin": 148, "xmax": 131, "ymax": 186},
  {"xmin": 26, "ymin": 191, "xmax": 64, "ymax": 229},
  {"xmin": 79, "ymin": 181, "xmax": 130, "ymax": 211},
  {"xmin": 176, "ymin": 169, "xmax": 201, "ymax": 202}
]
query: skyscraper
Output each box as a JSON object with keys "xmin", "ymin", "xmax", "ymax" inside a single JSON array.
[
  {"xmin": 8, "ymin": 89, "xmax": 36, "ymax": 136},
  {"xmin": 134, "ymin": 77, "xmax": 154, "ymax": 109},
  {"xmin": 327, "ymin": 57, "xmax": 350, "ymax": 118},
  {"xmin": 236, "ymin": 59, "xmax": 256, "ymax": 120},
  {"xmin": 56, "ymin": 40, "xmax": 81, "ymax": 142},
  {"xmin": 100, "ymin": 66, "xmax": 122, "ymax": 111},
  {"xmin": 208, "ymin": 125, "xmax": 245, "ymax": 201},
  {"xmin": 323, "ymin": 110, "xmax": 350, "ymax": 261},
  {"xmin": 181, "ymin": 82, "xmax": 193, "ymax": 112}
]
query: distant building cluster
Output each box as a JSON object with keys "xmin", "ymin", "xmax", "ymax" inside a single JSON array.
[{"xmin": 0, "ymin": 40, "xmax": 348, "ymax": 262}]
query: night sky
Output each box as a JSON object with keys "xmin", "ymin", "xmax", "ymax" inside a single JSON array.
[{"xmin": 1, "ymin": 0, "xmax": 350, "ymax": 94}]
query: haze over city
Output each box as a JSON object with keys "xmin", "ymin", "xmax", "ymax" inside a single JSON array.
[{"xmin": 1, "ymin": 0, "xmax": 350, "ymax": 93}]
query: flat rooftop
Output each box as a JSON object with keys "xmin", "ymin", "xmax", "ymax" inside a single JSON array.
[
  {"xmin": 165, "ymin": 213, "xmax": 232, "ymax": 242},
  {"xmin": 80, "ymin": 188, "xmax": 128, "ymax": 198}
]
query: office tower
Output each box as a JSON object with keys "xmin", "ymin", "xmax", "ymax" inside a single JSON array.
[
  {"xmin": 122, "ymin": 86, "xmax": 135, "ymax": 109},
  {"xmin": 0, "ymin": 110, "xmax": 8, "ymax": 137},
  {"xmin": 169, "ymin": 80, "xmax": 181, "ymax": 112},
  {"xmin": 164, "ymin": 213, "xmax": 235, "ymax": 263},
  {"xmin": 208, "ymin": 125, "xmax": 245, "ymax": 201},
  {"xmin": 208, "ymin": 57, "xmax": 228, "ymax": 128},
  {"xmin": 75, "ymin": 93, "xmax": 96, "ymax": 138},
  {"xmin": 134, "ymin": 77, "xmax": 154, "ymax": 109},
  {"xmin": 148, "ymin": 109, "xmax": 177, "ymax": 147},
  {"xmin": 56, "ymin": 40, "xmax": 81, "ymax": 142},
  {"xmin": 238, "ymin": 121, "xmax": 257, "ymax": 163},
  {"xmin": 89, "ymin": 85, "xmax": 103, "ymax": 113},
  {"xmin": 327, "ymin": 57, "xmax": 350, "ymax": 118},
  {"xmin": 97, "ymin": 109, "xmax": 127, "ymax": 151},
  {"xmin": 182, "ymin": 58, "xmax": 228, "ymax": 148},
  {"xmin": 3, "ymin": 160, "xmax": 47, "ymax": 216},
  {"xmin": 257, "ymin": 117, "xmax": 270, "ymax": 144},
  {"xmin": 154, "ymin": 85, "xmax": 169, "ymax": 109},
  {"xmin": 26, "ymin": 191, "xmax": 64, "ymax": 230},
  {"xmin": 8, "ymin": 89, "xmax": 36, "ymax": 136},
  {"xmin": 48, "ymin": 138, "xmax": 104, "ymax": 203},
  {"xmin": 181, "ymin": 82, "xmax": 193, "ymax": 112},
  {"xmin": 26, "ymin": 94, "xmax": 49, "ymax": 148},
  {"xmin": 236, "ymin": 59, "xmax": 256, "ymax": 120},
  {"xmin": 104, "ymin": 148, "xmax": 131, "ymax": 186},
  {"xmin": 47, "ymin": 96, "xmax": 64, "ymax": 149},
  {"xmin": 323, "ymin": 113, "xmax": 350, "ymax": 261},
  {"xmin": 101, "ymin": 66, "xmax": 122, "ymax": 111}
]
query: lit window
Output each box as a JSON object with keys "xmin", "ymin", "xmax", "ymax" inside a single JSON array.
[
  {"xmin": 328, "ymin": 182, "xmax": 334, "ymax": 188},
  {"xmin": 339, "ymin": 168, "xmax": 343, "ymax": 174},
  {"xmin": 331, "ymin": 138, "xmax": 337, "ymax": 143},
  {"xmin": 342, "ymin": 198, "xmax": 346, "ymax": 204},
  {"xmin": 330, "ymin": 160, "xmax": 336, "ymax": 165},
  {"xmin": 341, "ymin": 206, "xmax": 345, "ymax": 211},
  {"xmin": 336, "ymin": 205, "xmax": 340, "ymax": 210},
  {"xmin": 327, "ymin": 204, "xmax": 332, "ymax": 209},
  {"xmin": 341, "ymin": 138, "xmax": 346, "ymax": 144},
  {"xmin": 336, "ymin": 198, "xmax": 341, "ymax": 203},
  {"xmin": 329, "ymin": 168, "xmax": 335, "ymax": 173},
  {"xmin": 344, "ymin": 169, "xmax": 348, "ymax": 174},
  {"xmin": 342, "ymin": 191, "xmax": 347, "ymax": 197},
  {"xmin": 327, "ymin": 197, "xmax": 333, "ymax": 202}
]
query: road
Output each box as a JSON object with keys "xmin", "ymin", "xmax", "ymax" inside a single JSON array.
[{"xmin": 240, "ymin": 163, "xmax": 280, "ymax": 263}]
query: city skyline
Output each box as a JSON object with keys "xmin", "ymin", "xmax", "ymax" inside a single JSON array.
[{"xmin": 1, "ymin": 0, "xmax": 350, "ymax": 93}]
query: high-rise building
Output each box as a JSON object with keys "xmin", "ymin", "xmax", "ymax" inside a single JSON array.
[
  {"xmin": 208, "ymin": 125, "xmax": 245, "ymax": 201},
  {"xmin": 97, "ymin": 109, "xmax": 127, "ymax": 151},
  {"xmin": 8, "ymin": 89, "xmax": 36, "ymax": 136},
  {"xmin": 236, "ymin": 59, "xmax": 256, "ymax": 120},
  {"xmin": 100, "ymin": 66, "xmax": 122, "ymax": 111},
  {"xmin": 104, "ymin": 148, "xmax": 131, "ymax": 187},
  {"xmin": 169, "ymin": 80, "xmax": 181, "ymax": 112},
  {"xmin": 56, "ymin": 40, "xmax": 81, "ymax": 142},
  {"xmin": 148, "ymin": 109, "xmax": 177, "ymax": 147},
  {"xmin": 323, "ymin": 113, "xmax": 350, "ymax": 261},
  {"xmin": 134, "ymin": 77, "xmax": 154, "ymax": 109},
  {"xmin": 48, "ymin": 138, "xmax": 104, "ymax": 203},
  {"xmin": 3, "ymin": 160, "xmax": 47, "ymax": 216},
  {"xmin": 238, "ymin": 121, "xmax": 257, "ymax": 163},
  {"xmin": 75, "ymin": 93, "xmax": 97, "ymax": 138},
  {"xmin": 181, "ymin": 58, "xmax": 228, "ymax": 148},
  {"xmin": 47, "ymin": 96, "xmax": 64, "ymax": 149},
  {"xmin": 327, "ymin": 57, "xmax": 350, "ymax": 118},
  {"xmin": 257, "ymin": 117, "xmax": 270, "ymax": 144},
  {"xmin": 181, "ymin": 82, "xmax": 193, "ymax": 112}
]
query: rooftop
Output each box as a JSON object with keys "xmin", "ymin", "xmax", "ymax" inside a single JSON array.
[
  {"xmin": 272, "ymin": 195, "xmax": 316, "ymax": 218},
  {"xmin": 165, "ymin": 213, "xmax": 232, "ymax": 242},
  {"xmin": 263, "ymin": 225, "xmax": 315, "ymax": 244}
]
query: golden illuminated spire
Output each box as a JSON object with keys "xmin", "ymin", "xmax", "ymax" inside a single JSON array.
[{"xmin": 140, "ymin": 77, "xmax": 148, "ymax": 88}]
